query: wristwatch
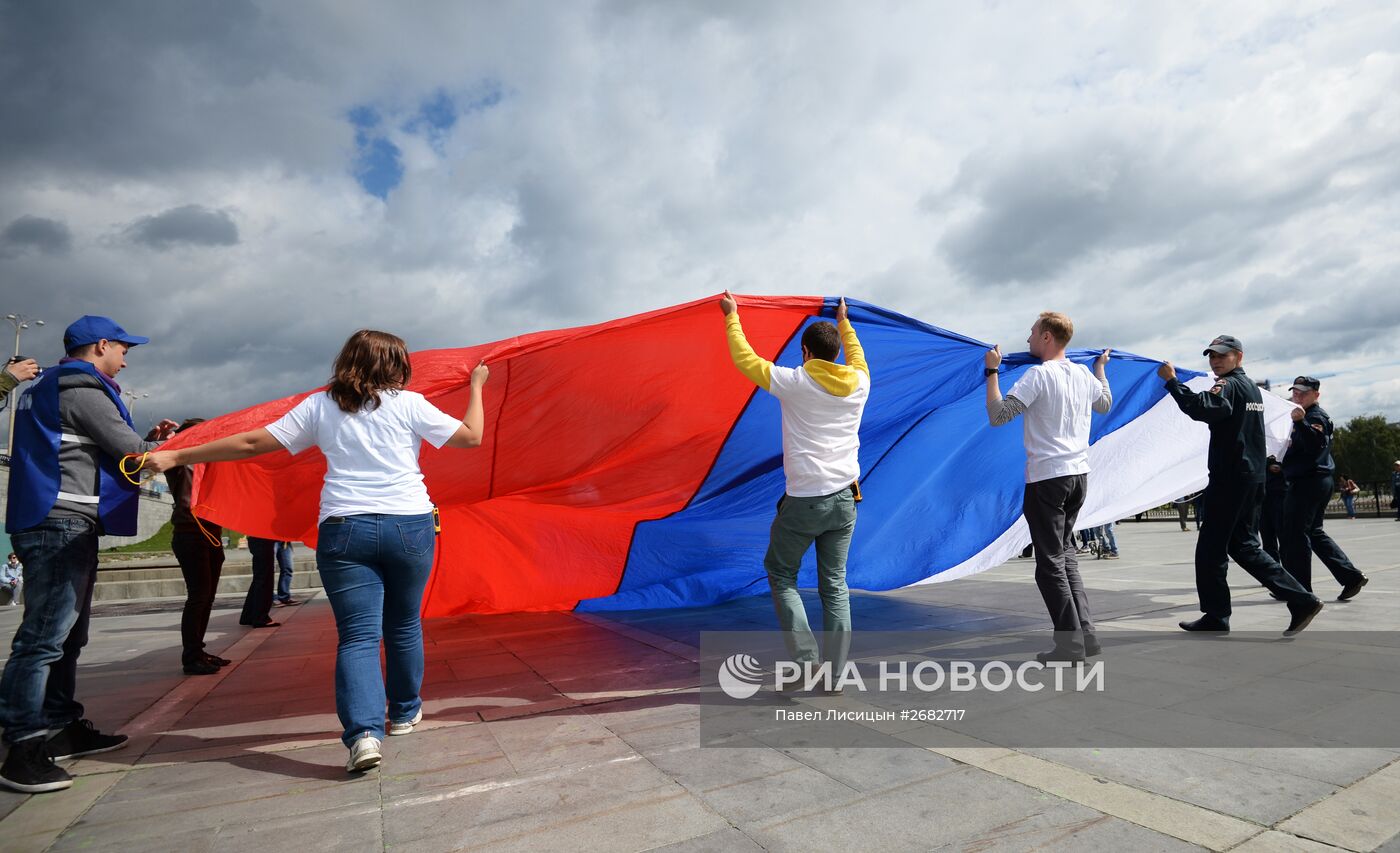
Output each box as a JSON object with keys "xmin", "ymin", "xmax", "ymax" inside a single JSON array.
[{"xmin": 984, "ymin": 367, "xmax": 998, "ymax": 377}]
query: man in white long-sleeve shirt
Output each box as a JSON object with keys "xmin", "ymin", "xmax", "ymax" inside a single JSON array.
[{"xmin": 985, "ymin": 312, "xmax": 1111, "ymax": 662}]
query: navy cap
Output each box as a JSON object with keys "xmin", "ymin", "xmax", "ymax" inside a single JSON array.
[
  {"xmin": 1202, "ymin": 334, "xmax": 1243, "ymax": 356},
  {"xmin": 63, "ymin": 315, "xmax": 150, "ymax": 352},
  {"xmin": 1290, "ymin": 375, "xmax": 1321, "ymax": 392}
]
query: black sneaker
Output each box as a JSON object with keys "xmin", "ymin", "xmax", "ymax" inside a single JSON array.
[
  {"xmin": 183, "ymin": 659, "xmax": 220, "ymax": 676},
  {"xmin": 1338, "ymin": 576, "xmax": 1368, "ymax": 602},
  {"xmin": 201, "ymin": 653, "xmax": 231, "ymax": 667},
  {"xmin": 1084, "ymin": 635, "xmax": 1103, "ymax": 657},
  {"xmin": 0, "ymin": 738, "xmax": 73, "ymax": 793},
  {"xmin": 46, "ymin": 719, "xmax": 128, "ymax": 761}
]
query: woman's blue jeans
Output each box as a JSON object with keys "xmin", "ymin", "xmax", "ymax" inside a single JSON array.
[{"xmin": 316, "ymin": 513, "xmax": 435, "ymax": 746}]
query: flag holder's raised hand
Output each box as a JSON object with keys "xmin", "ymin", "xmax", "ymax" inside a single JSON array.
[
  {"xmin": 719, "ymin": 290, "xmax": 738, "ymax": 316},
  {"xmin": 470, "ymin": 360, "xmax": 489, "ymax": 388},
  {"xmin": 836, "ymin": 297, "xmax": 848, "ymax": 324},
  {"xmin": 984, "ymin": 345, "xmax": 1002, "ymax": 371},
  {"xmin": 1157, "ymin": 361, "xmax": 1176, "ymax": 382}
]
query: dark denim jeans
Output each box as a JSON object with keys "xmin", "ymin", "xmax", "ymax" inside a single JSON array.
[
  {"xmin": 317, "ymin": 513, "xmax": 435, "ymax": 746},
  {"xmin": 0, "ymin": 516, "xmax": 99, "ymax": 744},
  {"xmin": 274, "ymin": 541, "xmax": 295, "ymax": 602}
]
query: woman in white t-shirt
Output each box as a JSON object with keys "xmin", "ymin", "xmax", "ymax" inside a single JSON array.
[{"xmin": 148, "ymin": 330, "xmax": 489, "ymax": 773}]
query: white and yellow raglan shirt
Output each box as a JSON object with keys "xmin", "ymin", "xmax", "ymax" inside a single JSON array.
[{"xmin": 726, "ymin": 314, "xmax": 871, "ymax": 498}]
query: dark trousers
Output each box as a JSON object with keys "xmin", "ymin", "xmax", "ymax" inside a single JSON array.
[
  {"xmin": 1175, "ymin": 502, "xmax": 1190, "ymax": 531},
  {"xmin": 0, "ymin": 517, "xmax": 99, "ymax": 743},
  {"xmin": 1195, "ymin": 477, "xmax": 1314, "ymax": 619},
  {"xmin": 173, "ymin": 530, "xmax": 224, "ymax": 663},
  {"xmin": 1281, "ymin": 475, "xmax": 1364, "ymax": 592},
  {"xmin": 1023, "ymin": 474, "xmax": 1094, "ymax": 650},
  {"xmin": 1258, "ymin": 489, "xmax": 1285, "ymax": 563},
  {"xmin": 240, "ymin": 537, "xmax": 276, "ymax": 626}
]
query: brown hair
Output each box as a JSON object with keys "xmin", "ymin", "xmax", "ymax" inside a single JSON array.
[
  {"xmin": 1036, "ymin": 312, "xmax": 1074, "ymax": 347},
  {"xmin": 327, "ymin": 330, "xmax": 412, "ymax": 413},
  {"xmin": 801, "ymin": 322, "xmax": 841, "ymax": 361}
]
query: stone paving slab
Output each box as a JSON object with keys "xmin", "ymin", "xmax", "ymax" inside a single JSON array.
[{"xmin": 0, "ymin": 520, "xmax": 1397, "ymax": 851}]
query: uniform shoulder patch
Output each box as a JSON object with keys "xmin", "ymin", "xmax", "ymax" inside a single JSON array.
[{"xmin": 1210, "ymin": 378, "xmax": 1227, "ymax": 395}]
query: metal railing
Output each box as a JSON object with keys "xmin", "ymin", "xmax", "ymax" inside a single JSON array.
[{"xmin": 1129, "ymin": 481, "xmax": 1398, "ymax": 521}]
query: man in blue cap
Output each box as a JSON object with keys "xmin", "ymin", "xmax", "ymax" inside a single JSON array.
[{"xmin": 0, "ymin": 316, "xmax": 177, "ymax": 793}]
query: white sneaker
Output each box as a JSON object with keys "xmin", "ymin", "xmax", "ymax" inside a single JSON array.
[
  {"xmin": 388, "ymin": 709, "xmax": 423, "ymax": 737},
  {"xmin": 346, "ymin": 735, "xmax": 382, "ymax": 773}
]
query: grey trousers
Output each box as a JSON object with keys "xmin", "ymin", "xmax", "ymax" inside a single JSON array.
[{"xmin": 1023, "ymin": 474, "xmax": 1095, "ymax": 650}]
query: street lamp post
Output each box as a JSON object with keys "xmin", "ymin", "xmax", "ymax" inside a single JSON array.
[
  {"xmin": 4, "ymin": 313, "xmax": 45, "ymax": 456},
  {"xmin": 123, "ymin": 390, "xmax": 150, "ymax": 423}
]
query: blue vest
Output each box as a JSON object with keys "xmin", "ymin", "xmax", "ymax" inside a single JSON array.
[{"xmin": 6, "ymin": 361, "xmax": 140, "ymax": 535}]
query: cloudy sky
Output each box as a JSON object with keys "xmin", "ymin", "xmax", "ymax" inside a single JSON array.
[{"xmin": 2, "ymin": 0, "xmax": 1398, "ymax": 433}]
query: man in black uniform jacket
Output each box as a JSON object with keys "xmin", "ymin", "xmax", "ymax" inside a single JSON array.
[
  {"xmin": 1259, "ymin": 456, "xmax": 1287, "ymax": 564},
  {"xmin": 1157, "ymin": 335, "xmax": 1323, "ymax": 635},
  {"xmin": 1279, "ymin": 376, "xmax": 1368, "ymax": 600}
]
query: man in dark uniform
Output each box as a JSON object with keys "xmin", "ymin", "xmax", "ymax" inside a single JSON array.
[
  {"xmin": 1157, "ymin": 335, "xmax": 1322, "ymax": 635},
  {"xmin": 1259, "ymin": 455, "xmax": 1287, "ymax": 563},
  {"xmin": 1279, "ymin": 376, "xmax": 1368, "ymax": 600}
]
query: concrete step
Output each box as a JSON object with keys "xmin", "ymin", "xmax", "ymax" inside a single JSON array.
[
  {"xmin": 92, "ymin": 562, "xmax": 323, "ymax": 603},
  {"xmin": 95, "ymin": 558, "xmax": 316, "ymax": 583}
]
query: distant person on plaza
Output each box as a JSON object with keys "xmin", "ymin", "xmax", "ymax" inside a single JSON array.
[
  {"xmin": 1278, "ymin": 376, "xmax": 1368, "ymax": 601},
  {"xmin": 1259, "ymin": 456, "xmax": 1287, "ymax": 564},
  {"xmin": 1, "ymin": 357, "xmax": 41, "ymax": 403},
  {"xmin": 1393, "ymin": 461, "xmax": 1400, "ymax": 521},
  {"xmin": 147, "ymin": 329, "xmax": 490, "ymax": 774},
  {"xmin": 1337, "ymin": 475, "xmax": 1359, "ymax": 520},
  {"xmin": 240, "ymin": 536, "xmax": 279, "ymax": 629},
  {"xmin": 986, "ymin": 312, "xmax": 1111, "ymax": 662},
  {"xmin": 1094, "ymin": 522, "xmax": 1119, "ymax": 559},
  {"xmin": 273, "ymin": 541, "xmax": 300, "ymax": 607},
  {"xmin": 1158, "ymin": 335, "xmax": 1321, "ymax": 635},
  {"xmin": 2, "ymin": 553, "xmax": 22, "ymax": 606},
  {"xmin": 164, "ymin": 418, "xmax": 230, "ymax": 676},
  {"xmin": 1, "ymin": 316, "xmax": 177, "ymax": 794},
  {"xmin": 1172, "ymin": 495, "xmax": 1194, "ymax": 532},
  {"xmin": 722, "ymin": 292, "xmax": 868, "ymax": 692}
]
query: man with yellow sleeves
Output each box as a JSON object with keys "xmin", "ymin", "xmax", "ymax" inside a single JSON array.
[{"xmin": 720, "ymin": 292, "xmax": 870, "ymax": 694}]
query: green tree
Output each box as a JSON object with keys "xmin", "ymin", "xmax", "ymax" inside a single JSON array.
[{"xmin": 1332, "ymin": 415, "xmax": 1400, "ymax": 485}]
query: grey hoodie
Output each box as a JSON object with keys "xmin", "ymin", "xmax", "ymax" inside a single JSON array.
[{"xmin": 50, "ymin": 370, "xmax": 160, "ymax": 531}]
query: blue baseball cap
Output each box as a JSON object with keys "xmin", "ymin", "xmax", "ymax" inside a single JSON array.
[{"xmin": 63, "ymin": 315, "xmax": 150, "ymax": 352}]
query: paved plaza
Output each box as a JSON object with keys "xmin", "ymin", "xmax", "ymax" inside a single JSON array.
[{"xmin": 1, "ymin": 520, "xmax": 1397, "ymax": 852}]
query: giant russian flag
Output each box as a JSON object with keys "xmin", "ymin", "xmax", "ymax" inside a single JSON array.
[{"xmin": 164, "ymin": 295, "xmax": 1294, "ymax": 617}]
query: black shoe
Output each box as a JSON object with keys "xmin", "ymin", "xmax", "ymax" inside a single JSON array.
[
  {"xmin": 278, "ymin": 598, "xmax": 302, "ymax": 607},
  {"xmin": 242, "ymin": 620, "xmax": 280, "ymax": 629},
  {"xmin": 202, "ymin": 653, "xmax": 231, "ymax": 667},
  {"xmin": 0, "ymin": 739, "xmax": 73, "ymax": 793},
  {"xmin": 1035, "ymin": 649, "xmax": 1086, "ymax": 664},
  {"xmin": 46, "ymin": 719, "xmax": 128, "ymax": 761},
  {"xmin": 1085, "ymin": 636, "xmax": 1103, "ymax": 657},
  {"xmin": 1269, "ymin": 590, "xmax": 1286, "ymax": 601},
  {"xmin": 183, "ymin": 659, "xmax": 220, "ymax": 675},
  {"xmin": 1179, "ymin": 617, "xmax": 1230, "ymax": 633},
  {"xmin": 1285, "ymin": 599, "xmax": 1324, "ymax": 636},
  {"xmin": 1338, "ymin": 576, "xmax": 1368, "ymax": 602}
]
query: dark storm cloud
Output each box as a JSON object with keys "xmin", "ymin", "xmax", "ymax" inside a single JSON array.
[
  {"xmin": 0, "ymin": 215, "xmax": 71, "ymax": 256},
  {"xmin": 125, "ymin": 205, "xmax": 240, "ymax": 250}
]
